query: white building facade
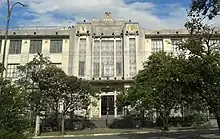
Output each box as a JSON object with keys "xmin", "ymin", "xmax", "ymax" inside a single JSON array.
[{"xmin": 0, "ymin": 12, "xmax": 219, "ymax": 119}]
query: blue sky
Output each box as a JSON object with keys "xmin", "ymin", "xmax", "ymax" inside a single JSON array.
[{"xmin": 0, "ymin": 0, "xmax": 196, "ymax": 29}]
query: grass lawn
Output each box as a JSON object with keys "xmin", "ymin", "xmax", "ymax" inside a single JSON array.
[
  {"xmin": 39, "ymin": 126, "xmax": 217, "ymax": 136},
  {"xmin": 40, "ymin": 128, "xmax": 159, "ymax": 136}
]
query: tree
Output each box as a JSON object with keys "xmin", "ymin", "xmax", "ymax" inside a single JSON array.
[
  {"xmin": 36, "ymin": 65, "xmax": 67, "ymax": 132},
  {"xmin": 0, "ymin": 78, "xmax": 30, "ymax": 139},
  {"xmin": 61, "ymin": 76, "xmax": 96, "ymax": 134},
  {"xmin": 17, "ymin": 54, "xmax": 97, "ymax": 135},
  {"xmin": 16, "ymin": 53, "xmax": 52, "ymax": 136},
  {"xmin": 189, "ymin": 0, "xmax": 220, "ymax": 20},
  {"xmin": 181, "ymin": 0, "xmax": 220, "ymax": 130},
  {"xmin": 118, "ymin": 51, "xmax": 187, "ymax": 130}
]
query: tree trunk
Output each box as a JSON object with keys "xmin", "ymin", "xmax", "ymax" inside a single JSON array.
[
  {"xmin": 141, "ymin": 109, "xmax": 145, "ymax": 127},
  {"xmin": 61, "ymin": 112, "xmax": 65, "ymax": 135},
  {"xmin": 70, "ymin": 110, "xmax": 74, "ymax": 129},
  {"xmin": 35, "ymin": 108, "xmax": 40, "ymax": 136},
  {"xmin": 216, "ymin": 114, "xmax": 220, "ymax": 131},
  {"xmin": 160, "ymin": 112, "xmax": 169, "ymax": 131},
  {"xmin": 164, "ymin": 114, "xmax": 169, "ymax": 131},
  {"xmin": 54, "ymin": 103, "xmax": 59, "ymax": 131}
]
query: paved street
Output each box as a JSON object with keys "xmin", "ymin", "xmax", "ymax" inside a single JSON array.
[{"xmin": 36, "ymin": 129, "xmax": 220, "ymax": 139}]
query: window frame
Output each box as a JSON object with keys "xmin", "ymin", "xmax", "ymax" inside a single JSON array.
[
  {"xmin": 29, "ymin": 39, "xmax": 42, "ymax": 54},
  {"xmin": 9, "ymin": 39, "xmax": 22, "ymax": 54},
  {"xmin": 151, "ymin": 39, "xmax": 164, "ymax": 52},
  {"xmin": 6, "ymin": 63, "xmax": 20, "ymax": 78},
  {"xmin": 50, "ymin": 39, "xmax": 63, "ymax": 53}
]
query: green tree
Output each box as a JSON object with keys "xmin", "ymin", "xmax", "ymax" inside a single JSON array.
[
  {"xmin": 0, "ymin": 78, "xmax": 30, "ymax": 139},
  {"xmin": 17, "ymin": 54, "xmax": 97, "ymax": 135},
  {"xmin": 118, "ymin": 52, "xmax": 187, "ymax": 130},
  {"xmin": 181, "ymin": 0, "xmax": 220, "ymax": 130},
  {"xmin": 37, "ymin": 65, "xmax": 67, "ymax": 132},
  {"xmin": 189, "ymin": 0, "xmax": 220, "ymax": 20},
  {"xmin": 61, "ymin": 76, "xmax": 97, "ymax": 134},
  {"xmin": 16, "ymin": 53, "xmax": 53, "ymax": 136}
]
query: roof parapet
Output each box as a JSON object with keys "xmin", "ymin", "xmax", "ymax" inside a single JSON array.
[{"xmin": 15, "ymin": 26, "xmax": 71, "ymax": 31}]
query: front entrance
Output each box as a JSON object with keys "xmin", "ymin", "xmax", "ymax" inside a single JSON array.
[{"xmin": 101, "ymin": 95, "xmax": 115, "ymax": 116}]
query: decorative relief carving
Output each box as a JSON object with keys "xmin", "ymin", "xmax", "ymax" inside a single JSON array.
[
  {"xmin": 128, "ymin": 25, "xmax": 136, "ymax": 33},
  {"xmin": 80, "ymin": 26, "xmax": 86, "ymax": 33}
]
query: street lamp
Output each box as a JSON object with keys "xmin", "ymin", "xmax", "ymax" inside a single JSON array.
[{"xmin": 1, "ymin": 0, "xmax": 27, "ymax": 78}]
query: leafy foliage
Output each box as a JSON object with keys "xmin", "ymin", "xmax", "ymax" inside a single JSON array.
[
  {"xmin": 0, "ymin": 79, "xmax": 30, "ymax": 139},
  {"xmin": 118, "ymin": 51, "xmax": 189, "ymax": 130},
  {"xmin": 17, "ymin": 54, "xmax": 97, "ymax": 134},
  {"xmin": 183, "ymin": 0, "xmax": 220, "ymax": 130},
  {"xmin": 189, "ymin": 0, "xmax": 220, "ymax": 20}
]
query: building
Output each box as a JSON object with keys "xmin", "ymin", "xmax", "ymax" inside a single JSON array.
[{"xmin": 0, "ymin": 12, "xmax": 219, "ymax": 119}]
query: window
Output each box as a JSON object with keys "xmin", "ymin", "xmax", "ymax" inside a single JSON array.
[
  {"xmin": 50, "ymin": 40, "xmax": 62, "ymax": 53},
  {"xmin": 9, "ymin": 40, "xmax": 22, "ymax": 54},
  {"xmin": 79, "ymin": 61, "xmax": 85, "ymax": 76},
  {"xmin": 171, "ymin": 39, "xmax": 182, "ymax": 53},
  {"xmin": 116, "ymin": 62, "xmax": 122, "ymax": 76},
  {"xmin": 78, "ymin": 38, "xmax": 86, "ymax": 76},
  {"xmin": 93, "ymin": 62, "xmax": 99, "ymax": 77},
  {"xmin": 152, "ymin": 39, "xmax": 163, "ymax": 52},
  {"xmin": 93, "ymin": 40, "xmax": 100, "ymax": 77},
  {"xmin": 30, "ymin": 40, "xmax": 42, "ymax": 54},
  {"xmin": 116, "ymin": 40, "xmax": 123, "ymax": 76},
  {"xmin": 6, "ymin": 64, "xmax": 19, "ymax": 78},
  {"xmin": 101, "ymin": 40, "xmax": 114, "ymax": 77},
  {"xmin": 129, "ymin": 38, "xmax": 136, "ymax": 77}
]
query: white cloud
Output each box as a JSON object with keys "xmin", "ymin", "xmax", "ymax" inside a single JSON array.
[{"xmin": 12, "ymin": 0, "xmax": 188, "ymax": 29}]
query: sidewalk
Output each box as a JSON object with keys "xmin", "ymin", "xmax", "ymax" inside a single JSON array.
[{"xmin": 33, "ymin": 127, "xmax": 219, "ymax": 139}]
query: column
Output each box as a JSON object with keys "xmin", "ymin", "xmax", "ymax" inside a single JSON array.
[
  {"xmin": 20, "ymin": 40, "xmax": 30, "ymax": 65},
  {"xmin": 114, "ymin": 39, "xmax": 116, "ymax": 77},
  {"xmin": 123, "ymin": 36, "xmax": 129, "ymax": 79},
  {"xmin": 62, "ymin": 39, "xmax": 69, "ymax": 74},
  {"xmin": 99, "ymin": 39, "xmax": 102, "ymax": 77},
  {"xmin": 86, "ymin": 37, "xmax": 91, "ymax": 79}
]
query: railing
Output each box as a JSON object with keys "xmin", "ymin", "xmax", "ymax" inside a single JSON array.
[{"xmin": 15, "ymin": 26, "xmax": 71, "ymax": 30}]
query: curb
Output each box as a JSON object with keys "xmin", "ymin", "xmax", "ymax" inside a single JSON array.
[
  {"xmin": 32, "ymin": 128, "xmax": 218, "ymax": 138},
  {"xmin": 33, "ymin": 131, "xmax": 158, "ymax": 139}
]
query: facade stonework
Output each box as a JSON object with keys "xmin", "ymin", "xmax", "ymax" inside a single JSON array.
[{"xmin": 0, "ymin": 12, "xmax": 220, "ymax": 118}]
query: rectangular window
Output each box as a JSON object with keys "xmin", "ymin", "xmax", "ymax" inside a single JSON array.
[
  {"xmin": 50, "ymin": 40, "xmax": 63, "ymax": 53},
  {"xmin": 152, "ymin": 39, "xmax": 163, "ymax": 52},
  {"xmin": 93, "ymin": 40, "xmax": 100, "ymax": 77},
  {"xmin": 171, "ymin": 39, "xmax": 182, "ymax": 53},
  {"xmin": 78, "ymin": 38, "xmax": 86, "ymax": 76},
  {"xmin": 93, "ymin": 62, "xmax": 99, "ymax": 77},
  {"xmin": 129, "ymin": 38, "xmax": 136, "ymax": 77},
  {"xmin": 79, "ymin": 61, "xmax": 85, "ymax": 76},
  {"xmin": 6, "ymin": 64, "xmax": 19, "ymax": 78},
  {"xmin": 116, "ymin": 40, "xmax": 123, "ymax": 76},
  {"xmin": 116, "ymin": 62, "xmax": 122, "ymax": 76},
  {"xmin": 101, "ymin": 40, "xmax": 114, "ymax": 77},
  {"xmin": 30, "ymin": 40, "xmax": 42, "ymax": 54},
  {"xmin": 9, "ymin": 40, "xmax": 22, "ymax": 54}
]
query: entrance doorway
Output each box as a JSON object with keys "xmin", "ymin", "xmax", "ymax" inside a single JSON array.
[{"xmin": 101, "ymin": 95, "xmax": 115, "ymax": 117}]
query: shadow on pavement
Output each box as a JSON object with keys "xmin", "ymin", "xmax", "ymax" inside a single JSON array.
[{"xmin": 118, "ymin": 129, "xmax": 220, "ymax": 139}]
